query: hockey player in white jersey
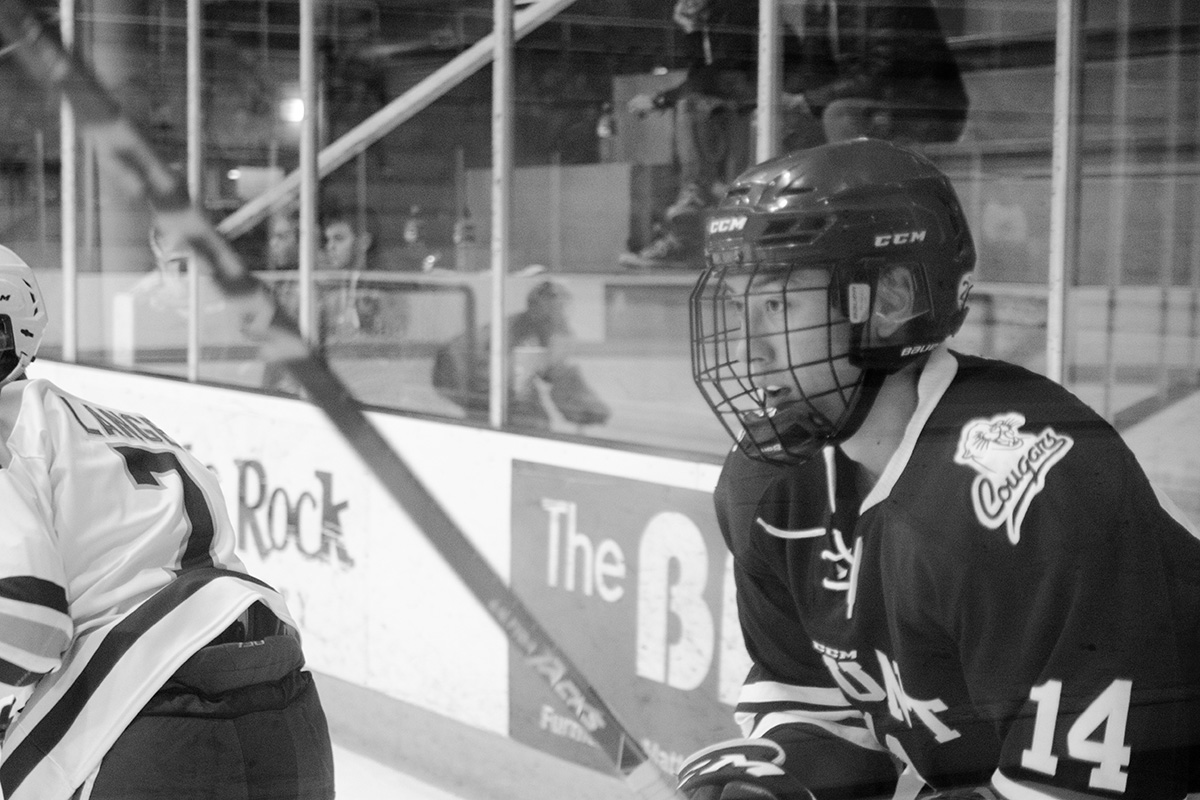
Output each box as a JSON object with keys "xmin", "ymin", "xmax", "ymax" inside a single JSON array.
[
  {"xmin": 0, "ymin": 245, "xmax": 334, "ymax": 799},
  {"xmin": 683, "ymin": 140, "xmax": 1200, "ymax": 799}
]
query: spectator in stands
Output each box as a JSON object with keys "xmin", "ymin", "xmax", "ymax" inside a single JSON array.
[
  {"xmin": 620, "ymin": 0, "xmax": 968, "ymax": 270},
  {"xmin": 138, "ymin": 223, "xmax": 193, "ymax": 314},
  {"xmin": 317, "ymin": 203, "xmax": 386, "ymax": 337},
  {"xmin": 260, "ymin": 207, "xmax": 305, "ymax": 392},
  {"xmin": 261, "ymin": 203, "xmax": 387, "ymax": 393},
  {"xmin": 136, "ymin": 224, "xmax": 226, "ymax": 317},
  {"xmin": 395, "ymin": 205, "xmax": 449, "ymax": 272},
  {"xmin": 432, "ymin": 279, "xmax": 611, "ymax": 431},
  {"xmin": 781, "ymin": 0, "xmax": 968, "ymax": 146},
  {"xmin": 322, "ymin": 204, "xmax": 379, "ymax": 273},
  {"xmin": 266, "ymin": 205, "xmax": 300, "ymax": 271}
]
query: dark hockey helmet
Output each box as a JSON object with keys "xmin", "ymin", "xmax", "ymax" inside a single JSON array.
[
  {"xmin": 690, "ymin": 138, "xmax": 976, "ymax": 465},
  {"xmin": 0, "ymin": 246, "xmax": 48, "ymax": 389}
]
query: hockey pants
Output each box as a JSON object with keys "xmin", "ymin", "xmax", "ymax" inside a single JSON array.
[{"xmin": 75, "ymin": 604, "xmax": 335, "ymax": 799}]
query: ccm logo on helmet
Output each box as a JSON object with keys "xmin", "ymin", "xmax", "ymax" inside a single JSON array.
[
  {"xmin": 875, "ymin": 230, "xmax": 927, "ymax": 247},
  {"xmin": 709, "ymin": 216, "xmax": 748, "ymax": 234}
]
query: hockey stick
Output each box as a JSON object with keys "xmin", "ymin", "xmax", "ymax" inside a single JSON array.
[{"xmin": 0, "ymin": 4, "xmax": 681, "ymax": 798}]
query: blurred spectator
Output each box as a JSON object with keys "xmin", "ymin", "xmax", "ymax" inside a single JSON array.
[
  {"xmin": 139, "ymin": 224, "xmax": 192, "ymax": 313},
  {"xmin": 266, "ymin": 205, "xmax": 300, "ymax": 271},
  {"xmin": 322, "ymin": 204, "xmax": 379, "ymax": 272},
  {"xmin": 396, "ymin": 205, "xmax": 449, "ymax": 272},
  {"xmin": 596, "ymin": 100, "xmax": 618, "ymax": 161},
  {"xmin": 137, "ymin": 224, "xmax": 226, "ymax": 315},
  {"xmin": 781, "ymin": 0, "xmax": 968, "ymax": 146},
  {"xmin": 318, "ymin": 204, "xmax": 387, "ymax": 337},
  {"xmin": 620, "ymin": 0, "xmax": 967, "ymax": 270},
  {"xmin": 432, "ymin": 280, "xmax": 611, "ymax": 431},
  {"xmin": 261, "ymin": 205, "xmax": 390, "ymax": 393},
  {"xmin": 133, "ymin": 225, "xmax": 237, "ymax": 370}
]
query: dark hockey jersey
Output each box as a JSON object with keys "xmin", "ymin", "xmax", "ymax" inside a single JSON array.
[{"xmin": 716, "ymin": 346, "xmax": 1200, "ymax": 799}]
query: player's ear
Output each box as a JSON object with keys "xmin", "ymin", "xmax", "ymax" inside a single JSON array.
[{"xmin": 873, "ymin": 264, "xmax": 916, "ymax": 339}]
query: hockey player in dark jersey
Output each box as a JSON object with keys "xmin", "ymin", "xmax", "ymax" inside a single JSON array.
[{"xmin": 682, "ymin": 139, "xmax": 1200, "ymax": 800}]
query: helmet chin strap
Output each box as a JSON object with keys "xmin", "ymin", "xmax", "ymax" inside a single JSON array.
[
  {"xmin": 826, "ymin": 368, "xmax": 889, "ymax": 448},
  {"xmin": 738, "ymin": 368, "xmax": 889, "ymax": 466}
]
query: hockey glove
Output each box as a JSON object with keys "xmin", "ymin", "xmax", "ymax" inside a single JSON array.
[{"xmin": 677, "ymin": 738, "xmax": 816, "ymax": 800}]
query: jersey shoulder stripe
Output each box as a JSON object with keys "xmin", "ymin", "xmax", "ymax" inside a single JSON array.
[
  {"xmin": 0, "ymin": 577, "xmax": 68, "ymax": 615},
  {"xmin": 0, "ymin": 618, "xmax": 71, "ymax": 685},
  {"xmin": 738, "ymin": 679, "xmax": 849, "ymax": 708},
  {"xmin": 736, "ymin": 678, "xmax": 885, "ymax": 753},
  {"xmin": 0, "ymin": 577, "xmax": 72, "ymax": 686},
  {"xmin": 736, "ymin": 708, "xmax": 888, "ymax": 753}
]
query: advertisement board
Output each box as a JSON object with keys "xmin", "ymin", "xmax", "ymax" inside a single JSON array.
[
  {"xmin": 32, "ymin": 361, "xmax": 511, "ymax": 733},
  {"xmin": 508, "ymin": 460, "xmax": 749, "ymax": 775},
  {"xmin": 34, "ymin": 361, "xmax": 737, "ymax": 765}
]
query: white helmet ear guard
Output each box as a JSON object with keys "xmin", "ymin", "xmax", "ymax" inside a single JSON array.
[{"xmin": 0, "ymin": 245, "xmax": 49, "ymax": 388}]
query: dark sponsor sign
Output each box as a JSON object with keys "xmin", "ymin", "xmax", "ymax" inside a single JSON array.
[{"xmin": 509, "ymin": 461, "xmax": 745, "ymax": 775}]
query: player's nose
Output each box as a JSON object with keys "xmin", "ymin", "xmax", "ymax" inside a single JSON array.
[{"xmin": 735, "ymin": 314, "xmax": 775, "ymax": 372}]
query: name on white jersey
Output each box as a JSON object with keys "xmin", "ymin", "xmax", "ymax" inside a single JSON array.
[{"xmin": 60, "ymin": 397, "xmax": 182, "ymax": 448}]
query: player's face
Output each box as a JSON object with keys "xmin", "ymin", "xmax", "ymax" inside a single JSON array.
[
  {"xmin": 323, "ymin": 221, "xmax": 358, "ymax": 271},
  {"xmin": 721, "ymin": 268, "xmax": 860, "ymax": 417}
]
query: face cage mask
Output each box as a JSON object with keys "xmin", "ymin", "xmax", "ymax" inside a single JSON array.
[{"xmin": 690, "ymin": 260, "xmax": 890, "ymax": 466}]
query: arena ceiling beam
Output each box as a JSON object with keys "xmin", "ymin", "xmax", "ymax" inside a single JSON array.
[{"xmin": 216, "ymin": 0, "xmax": 579, "ymax": 239}]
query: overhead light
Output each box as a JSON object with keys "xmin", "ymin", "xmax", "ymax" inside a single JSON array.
[{"xmin": 278, "ymin": 96, "xmax": 305, "ymax": 124}]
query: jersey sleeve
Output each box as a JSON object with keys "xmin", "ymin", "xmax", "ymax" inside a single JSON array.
[
  {"xmin": 0, "ymin": 468, "xmax": 73, "ymax": 690},
  {"xmin": 941, "ymin": 436, "xmax": 1200, "ymax": 799}
]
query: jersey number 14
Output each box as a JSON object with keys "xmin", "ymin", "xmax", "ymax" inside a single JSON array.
[{"xmin": 1021, "ymin": 678, "xmax": 1132, "ymax": 793}]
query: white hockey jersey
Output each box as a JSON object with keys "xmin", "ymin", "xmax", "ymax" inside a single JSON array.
[{"xmin": 0, "ymin": 377, "xmax": 297, "ymax": 800}]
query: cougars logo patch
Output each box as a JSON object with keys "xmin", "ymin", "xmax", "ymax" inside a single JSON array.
[{"xmin": 953, "ymin": 412, "xmax": 1074, "ymax": 544}]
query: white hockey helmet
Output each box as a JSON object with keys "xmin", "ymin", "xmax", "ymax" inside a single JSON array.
[{"xmin": 0, "ymin": 246, "xmax": 49, "ymax": 388}]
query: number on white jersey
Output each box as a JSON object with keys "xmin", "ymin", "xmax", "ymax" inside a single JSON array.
[{"xmin": 113, "ymin": 445, "xmax": 216, "ymax": 571}]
